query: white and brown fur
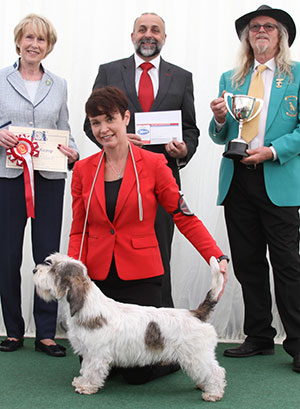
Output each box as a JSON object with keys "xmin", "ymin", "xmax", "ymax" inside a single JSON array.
[{"xmin": 33, "ymin": 253, "xmax": 226, "ymax": 402}]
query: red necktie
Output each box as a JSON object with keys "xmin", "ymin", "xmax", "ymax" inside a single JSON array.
[{"xmin": 138, "ymin": 62, "xmax": 154, "ymax": 112}]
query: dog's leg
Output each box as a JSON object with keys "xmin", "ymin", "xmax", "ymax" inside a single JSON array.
[
  {"xmin": 72, "ymin": 354, "xmax": 112, "ymax": 395},
  {"xmin": 197, "ymin": 362, "xmax": 226, "ymax": 402},
  {"xmin": 181, "ymin": 356, "xmax": 226, "ymax": 402}
]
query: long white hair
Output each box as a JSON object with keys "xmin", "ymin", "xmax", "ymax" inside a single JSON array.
[{"xmin": 231, "ymin": 23, "xmax": 293, "ymax": 88}]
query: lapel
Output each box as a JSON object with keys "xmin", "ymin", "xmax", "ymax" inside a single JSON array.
[
  {"xmin": 93, "ymin": 152, "xmax": 107, "ymax": 219},
  {"xmin": 265, "ymin": 70, "xmax": 289, "ymax": 134},
  {"xmin": 93, "ymin": 145, "xmax": 143, "ymax": 224},
  {"xmin": 34, "ymin": 70, "xmax": 54, "ymax": 107},
  {"xmin": 233, "ymin": 67, "xmax": 289, "ymax": 136},
  {"xmin": 151, "ymin": 57, "xmax": 172, "ymax": 111},
  {"xmin": 7, "ymin": 62, "xmax": 31, "ymax": 102},
  {"xmin": 124, "ymin": 55, "xmax": 173, "ymax": 112},
  {"xmin": 6, "ymin": 60, "xmax": 53, "ymax": 107},
  {"xmin": 236, "ymin": 70, "xmax": 252, "ymax": 94},
  {"xmin": 121, "ymin": 55, "xmax": 141, "ymax": 112}
]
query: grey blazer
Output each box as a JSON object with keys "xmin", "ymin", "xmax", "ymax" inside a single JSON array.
[{"xmin": 0, "ymin": 60, "xmax": 78, "ymax": 179}]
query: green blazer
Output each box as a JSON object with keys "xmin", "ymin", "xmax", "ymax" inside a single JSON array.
[{"xmin": 209, "ymin": 62, "xmax": 300, "ymax": 206}]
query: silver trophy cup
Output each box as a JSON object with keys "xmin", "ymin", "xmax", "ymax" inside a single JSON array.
[{"xmin": 223, "ymin": 93, "xmax": 264, "ymax": 160}]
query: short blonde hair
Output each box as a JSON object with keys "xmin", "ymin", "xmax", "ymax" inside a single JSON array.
[{"xmin": 14, "ymin": 13, "xmax": 57, "ymax": 58}]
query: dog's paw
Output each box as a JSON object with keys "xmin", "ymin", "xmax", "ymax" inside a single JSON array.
[
  {"xmin": 74, "ymin": 383, "xmax": 99, "ymax": 395},
  {"xmin": 74, "ymin": 384, "xmax": 99, "ymax": 395},
  {"xmin": 202, "ymin": 392, "xmax": 224, "ymax": 402},
  {"xmin": 72, "ymin": 376, "xmax": 82, "ymax": 388},
  {"xmin": 72, "ymin": 376, "xmax": 99, "ymax": 395}
]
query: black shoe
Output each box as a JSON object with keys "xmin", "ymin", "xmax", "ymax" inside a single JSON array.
[
  {"xmin": 0, "ymin": 338, "xmax": 24, "ymax": 352},
  {"xmin": 292, "ymin": 353, "xmax": 300, "ymax": 373},
  {"xmin": 35, "ymin": 340, "xmax": 66, "ymax": 357},
  {"xmin": 223, "ymin": 341, "xmax": 274, "ymax": 358}
]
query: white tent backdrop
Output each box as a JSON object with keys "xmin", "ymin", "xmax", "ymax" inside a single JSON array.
[{"xmin": 1, "ymin": 0, "xmax": 299, "ymax": 340}]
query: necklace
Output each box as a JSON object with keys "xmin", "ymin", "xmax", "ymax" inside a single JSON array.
[{"xmin": 107, "ymin": 158, "xmax": 126, "ymax": 179}]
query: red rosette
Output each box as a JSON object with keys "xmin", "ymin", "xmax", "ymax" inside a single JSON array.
[{"xmin": 6, "ymin": 136, "xmax": 40, "ymax": 218}]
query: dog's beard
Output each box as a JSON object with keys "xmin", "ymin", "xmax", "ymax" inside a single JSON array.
[
  {"xmin": 35, "ymin": 286, "xmax": 54, "ymax": 302},
  {"xmin": 33, "ymin": 269, "xmax": 57, "ymax": 302}
]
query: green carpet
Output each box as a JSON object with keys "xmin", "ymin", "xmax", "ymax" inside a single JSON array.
[{"xmin": 0, "ymin": 338, "xmax": 299, "ymax": 409}]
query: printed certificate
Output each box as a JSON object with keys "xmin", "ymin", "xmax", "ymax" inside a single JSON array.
[
  {"xmin": 6, "ymin": 126, "xmax": 69, "ymax": 172},
  {"xmin": 135, "ymin": 110, "xmax": 182, "ymax": 144}
]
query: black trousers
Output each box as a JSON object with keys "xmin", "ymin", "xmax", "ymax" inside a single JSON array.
[
  {"xmin": 154, "ymin": 204, "xmax": 175, "ymax": 307},
  {"xmin": 0, "ymin": 173, "xmax": 65, "ymax": 340},
  {"xmin": 224, "ymin": 162, "xmax": 300, "ymax": 357}
]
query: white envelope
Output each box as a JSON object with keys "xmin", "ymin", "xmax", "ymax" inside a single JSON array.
[{"xmin": 135, "ymin": 110, "xmax": 182, "ymax": 144}]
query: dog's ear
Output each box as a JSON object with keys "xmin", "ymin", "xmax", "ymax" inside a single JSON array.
[
  {"xmin": 67, "ymin": 282, "xmax": 86, "ymax": 317},
  {"xmin": 59, "ymin": 264, "xmax": 89, "ymax": 317}
]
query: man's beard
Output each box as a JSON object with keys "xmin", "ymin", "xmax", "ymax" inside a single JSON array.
[
  {"xmin": 255, "ymin": 43, "xmax": 269, "ymax": 54},
  {"xmin": 254, "ymin": 35, "xmax": 269, "ymax": 54},
  {"xmin": 134, "ymin": 38, "xmax": 163, "ymax": 58}
]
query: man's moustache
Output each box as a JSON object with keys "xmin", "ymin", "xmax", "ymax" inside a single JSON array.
[
  {"xmin": 140, "ymin": 38, "xmax": 157, "ymax": 45},
  {"xmin": 256, "ymin": 35, "xmax": 269, "ymax": 40}
]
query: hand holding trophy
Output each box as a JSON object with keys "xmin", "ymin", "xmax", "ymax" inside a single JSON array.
[{"xmin": 223, "ymin": 93, "xmax": 264, "ymax": 160}]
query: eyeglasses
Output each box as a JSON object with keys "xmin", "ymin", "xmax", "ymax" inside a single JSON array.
[{"xmin": 249, "ymin": 23, "xmax": 278, "ymax": 33}]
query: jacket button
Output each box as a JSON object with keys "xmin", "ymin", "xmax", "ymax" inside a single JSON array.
[{"xmin": 110, "ymin": 229, "xmax": 115, "ymax": 235}]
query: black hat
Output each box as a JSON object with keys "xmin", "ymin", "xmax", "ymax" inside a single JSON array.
[{"xmin": 235, "ymin": 5, "xmax": 296, "ymax": 47}]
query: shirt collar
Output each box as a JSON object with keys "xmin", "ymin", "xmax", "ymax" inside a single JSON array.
[
  {"xmin": 253, "ymin": 58, "xmax": 276, "ymax": 73},
  {"xmin": 13, "ymin": 57, "xmax": 46, "ymax": 74},
  {"xmin": 134, "ymin": 53, "xmax": 161, "ymax": 70}
]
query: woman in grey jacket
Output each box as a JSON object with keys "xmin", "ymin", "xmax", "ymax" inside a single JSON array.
[{"xmin": 0, "ymin": 14, "xmax": 79, "ymax": 356}]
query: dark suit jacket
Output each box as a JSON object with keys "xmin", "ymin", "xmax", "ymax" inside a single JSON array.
[{"xmin": 84, "ymin": 55, "xmax": 199, "ymax": 186}]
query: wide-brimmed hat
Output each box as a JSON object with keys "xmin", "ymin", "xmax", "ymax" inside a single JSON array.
[{"xmin": 235, "ymin": 5, "xmax": 296, "ymax": 46}]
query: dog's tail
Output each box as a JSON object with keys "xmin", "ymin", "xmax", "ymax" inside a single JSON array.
[{"xmin": 191, "ymin": 257, "xmax": 224, "ymax": 322}]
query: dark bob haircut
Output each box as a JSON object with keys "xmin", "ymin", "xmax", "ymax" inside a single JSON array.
[{"xmin": 85, "ymin": 86, "xmax": 129, "ymax": 119}]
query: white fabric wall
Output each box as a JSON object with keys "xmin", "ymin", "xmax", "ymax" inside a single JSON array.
[{"xmin": 1, "ymin": 0, "xmax": 299, "ymax": 340}]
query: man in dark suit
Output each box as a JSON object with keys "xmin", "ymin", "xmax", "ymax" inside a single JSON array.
[{"xmin": 84, "ymin": 12, "xmax": 199, "ymax": 307}]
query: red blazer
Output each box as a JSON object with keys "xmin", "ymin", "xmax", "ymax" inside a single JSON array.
[{"xmin": 68, "ymin": 143, "xmax": 223, "ymax": 281}]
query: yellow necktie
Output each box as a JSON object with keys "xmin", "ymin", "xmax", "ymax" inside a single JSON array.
[{"xmin": 242, "ymin": 65, "xmax": 267, "ymax": 143}]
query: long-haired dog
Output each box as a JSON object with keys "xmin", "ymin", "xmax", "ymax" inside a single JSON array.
[{"xmin": 33, "ymin": 253, "xmax": 226, "ymax": 402}]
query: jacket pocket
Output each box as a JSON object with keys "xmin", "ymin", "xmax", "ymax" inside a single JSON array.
[{"xmin": 131, "ymin": 235, "xmax": 158, "ymax": 249}]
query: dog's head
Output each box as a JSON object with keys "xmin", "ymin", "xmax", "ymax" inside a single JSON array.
[{"xmin": 33, "ymin": 253, "xmax": 90, "ymax": 316}]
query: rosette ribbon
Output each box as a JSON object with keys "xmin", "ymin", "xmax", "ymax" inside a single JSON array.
[{"xmin": 6, "ymin": 136, "xmax": 39, "ymax": 218}]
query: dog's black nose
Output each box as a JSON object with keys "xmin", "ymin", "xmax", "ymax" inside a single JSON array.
[{"xmin": 33, "ymin": 268, "xmax": 37, "ymax": 274}]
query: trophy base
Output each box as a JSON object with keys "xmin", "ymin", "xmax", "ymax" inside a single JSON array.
[{"xmin": 223, "ymin": 140, "xmax": 249, "ymax": 160}]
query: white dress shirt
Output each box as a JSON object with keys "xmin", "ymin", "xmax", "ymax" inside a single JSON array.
[
  {"xmin": 249, "ymin": 58, "xmax": 275, "ymax": 152},
  {"xmin": 134, "ymin": 53, "xmax": 160, "ymax": 98}
]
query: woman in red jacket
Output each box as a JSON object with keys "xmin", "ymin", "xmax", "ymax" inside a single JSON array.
[{"xmin": 68, "ymin": 86, "xmax": 228, "ymax": 383}]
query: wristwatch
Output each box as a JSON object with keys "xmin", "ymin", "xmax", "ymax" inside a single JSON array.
[{"xmin": 216, "ymin": 255, "xmax": 230, "ymax": 263}]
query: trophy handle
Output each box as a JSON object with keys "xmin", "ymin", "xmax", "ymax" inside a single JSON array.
[
  {"xmin": 223, "ymin": 92, "xmax": 236, "ymax": 120},
  {"xmin": 249, "ymin": 97, "xmax": 264, "ymax": 120}
]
